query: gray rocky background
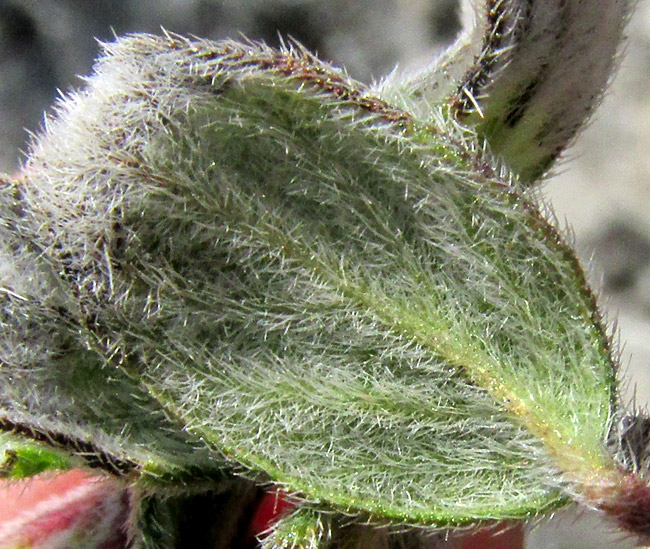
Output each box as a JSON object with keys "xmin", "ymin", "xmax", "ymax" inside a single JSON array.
[{"xmin": 1, "ymin": 1, "xmax": 649, "ymax": 547}]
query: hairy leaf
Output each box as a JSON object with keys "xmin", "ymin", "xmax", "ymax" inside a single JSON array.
[
  {"xmin": 380, "ymin": 0, "xmax": 633, "ymax": 182},
  {"xmin": 0, "ymin": 0, "xmax": 647, "ymax": 544},
  {"xmin": 2, "ymin": 34, "xmax": 622, "ymax": 524}
]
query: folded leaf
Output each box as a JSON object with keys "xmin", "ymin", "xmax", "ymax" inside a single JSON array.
[{"xmin": 380, "ymin": 0, "xmax": 633, "ymax": 182}]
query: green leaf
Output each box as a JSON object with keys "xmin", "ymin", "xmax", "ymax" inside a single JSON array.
[
  {"xmin": 0, "ymin": 431, "xmax": 75, "ymax": 479},
  {"xmin": 260, "ymin": 508, "xmax": 430, "ymax": 549},
  {"xmin": 380, "ymin": 0, "xmax": 633, "ymax": 182},
  {"xmin": 0, "ymin": 193, "xmax": 228, "ymax": 486},
  {"xmin": 9, "ymin": 33, "xmax": 625, "ymax": 528},
  {"xmin": 261, "ymin": 509, "xmax": 332, "ymax": 549},
  {"xmin": 1, "ymin": 0, "xmax": 646, "ymax": 543}
]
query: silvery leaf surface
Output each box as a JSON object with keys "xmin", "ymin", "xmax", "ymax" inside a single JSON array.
[
  {"xmin": 0, "ymin": 175, "xmax": 227, "ymax": 485},
  {"xmin": 0, "ymin": 32, "xmax": 631, "ymax": 532}
]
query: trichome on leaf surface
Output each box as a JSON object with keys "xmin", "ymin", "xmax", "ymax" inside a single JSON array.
[{"xmin": 0, "ymin": 0, "xmax": 647, "ymax": 547}]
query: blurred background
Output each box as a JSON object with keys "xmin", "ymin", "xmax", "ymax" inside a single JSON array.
[{"xmin": 1, "ymin": 1, "xmax": 649, "ymax": 547}]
